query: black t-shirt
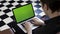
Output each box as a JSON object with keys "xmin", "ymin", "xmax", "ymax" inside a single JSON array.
[{"xmin": 33, "ymin": 16, "xmax": 60, "ymax": 34}]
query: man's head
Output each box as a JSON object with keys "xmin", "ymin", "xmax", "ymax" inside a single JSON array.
[{"xmin": 40, "ymin": 0, "xmax": 60, "ymax": 18}]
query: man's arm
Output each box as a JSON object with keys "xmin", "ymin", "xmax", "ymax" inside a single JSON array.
[
  {"xmin": 0, "ymin": 25, "xmax": 14, "ymax": 34},
  {"xmin": 0, "ymin": 29, "xmax": 14, "ymax": 34}
]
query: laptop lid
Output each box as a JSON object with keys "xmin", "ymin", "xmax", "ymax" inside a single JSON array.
[{"xmin": 13, "ymin": 4, "xmax": 35, "ymax": 24}]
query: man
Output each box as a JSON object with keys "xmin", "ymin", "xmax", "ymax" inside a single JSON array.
[
  {"xmin": 24, "ymin": 0, "xmax": 60, "ymax": 34},
  {"xmin": 1, "ymin": 0, "xmax": 60, "ymax": 34}
]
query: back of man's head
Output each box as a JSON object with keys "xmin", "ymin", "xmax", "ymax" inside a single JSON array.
[{"xmin": 40, "ymin": 0, "xmax": 60, "ymax": 13}]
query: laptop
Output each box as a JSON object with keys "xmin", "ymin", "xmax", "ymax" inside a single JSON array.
[
  {"xmin": 13, "ymin": 4, "xmax": 35, "ymax": 24},
  {"xmin": 12, "ymin": 4, "xmax": 35, "ymax": 33}
]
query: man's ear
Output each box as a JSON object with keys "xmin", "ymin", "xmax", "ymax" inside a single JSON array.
[{"xmin": 43, "ymin": 4, "xmax": 48, "ymax": 11}]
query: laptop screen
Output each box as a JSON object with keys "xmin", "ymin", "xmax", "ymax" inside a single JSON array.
[{"xmin": 13, "ymin": 4, "xmax": 35, "ymax": 23}]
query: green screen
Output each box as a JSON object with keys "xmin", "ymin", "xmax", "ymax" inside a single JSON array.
[{"xmin": 13, "ymin": 4, "xmax": 35, "ymax": 23}]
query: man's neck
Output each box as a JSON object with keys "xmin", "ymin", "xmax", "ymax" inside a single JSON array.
[{"xmin": 49, "ymin": 12, "xmax": 60, "ymax": 19}]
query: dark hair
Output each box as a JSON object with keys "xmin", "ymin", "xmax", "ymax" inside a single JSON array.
[{"xmin": 40, "ymin": 0, "xmax": 60, "ymax": 13}]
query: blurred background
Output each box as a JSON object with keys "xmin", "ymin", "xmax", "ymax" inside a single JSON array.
[{"xmin": 0, "ymin": 0, "xmax": 49, "ymax": 34}]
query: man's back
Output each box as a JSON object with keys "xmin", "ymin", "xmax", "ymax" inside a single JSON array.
[{"xmin": 33, "ymin": 16, "xmax": 60, "ymax": 34}]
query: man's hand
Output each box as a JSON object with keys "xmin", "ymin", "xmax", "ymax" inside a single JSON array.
[
  {"xmin": 23, "ymin": 22, "xmax": 32, "ymax": 34},
  {"xmin": 32, "ymin": 17, "xmax": 45, "ymax": 26},
  {"xmin": 56, "ymin": 32, "xmax": 60, "ymax": 34}
]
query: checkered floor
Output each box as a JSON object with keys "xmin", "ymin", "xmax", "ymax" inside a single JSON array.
[{"xmin": 0, "ymin": 0, "xmax": 46, "ymax": 32}]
